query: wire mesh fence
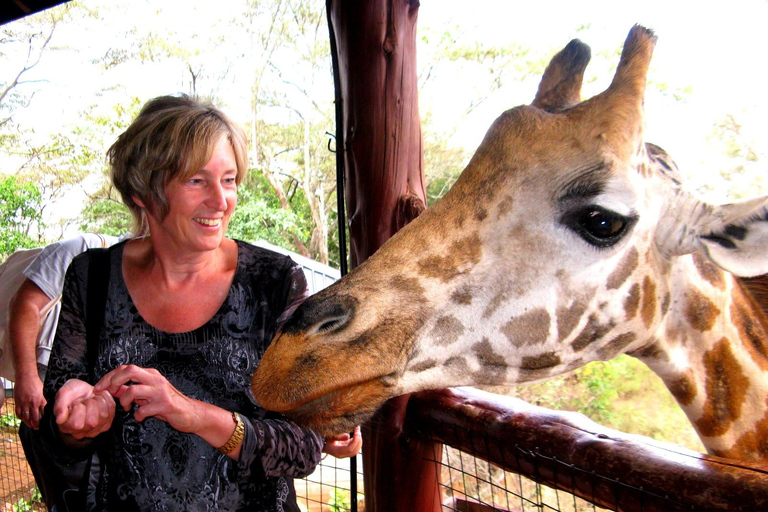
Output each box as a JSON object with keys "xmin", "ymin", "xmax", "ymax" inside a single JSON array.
[
  {"xmin": 0, "ymin": 397, "xmax": 46, "ymax": 512},
  {"xmin": 295, "ymin": 454, "xmax": 363, "ymax": 512},
  {"xmin": 1, "ymin": 391, "xmax": 363, "ymax": 512},
  {"xmin": 5, "ymin": 386, "xmax": 768, "ymax": 512},
  {"xmin": 438, "ymin": 445, "xmax": 608, "ymax": 512}
]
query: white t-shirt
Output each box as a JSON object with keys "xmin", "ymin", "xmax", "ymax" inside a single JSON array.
[{"xmin": 24, "ymin": 233, "xmax": 123, "ymax": 367}]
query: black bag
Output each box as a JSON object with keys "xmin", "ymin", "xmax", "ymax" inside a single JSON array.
[{"xmin": 20, "ymin": 247, "xmax": 111, "ymax": 512}]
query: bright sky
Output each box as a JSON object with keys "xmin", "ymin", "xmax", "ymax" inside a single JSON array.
[
  {"xmin": 418, "ymin": 0, "xmax": 768, "ymax": 202},
  {"xmin": 5, "ymin": 0, "xmax": 768, "ymax": 216}
]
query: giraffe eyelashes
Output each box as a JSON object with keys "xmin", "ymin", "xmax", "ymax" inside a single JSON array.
[
  {"xmin": 563, "ymin": 206, "xmax": 638, "ymax": 248},
  {"xmin": 313, "ymin": 312, "xmax": 351, "ymax": 335}
]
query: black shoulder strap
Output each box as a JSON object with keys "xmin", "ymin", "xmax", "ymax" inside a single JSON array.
[{"xmin": 85, "ymin": 248, "xmax": 110, "ymax": 372}]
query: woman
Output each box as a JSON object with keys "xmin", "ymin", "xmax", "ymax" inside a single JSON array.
[{"xmin": 41, "ymin": 94, "xmax": 361, "ymax": 511}]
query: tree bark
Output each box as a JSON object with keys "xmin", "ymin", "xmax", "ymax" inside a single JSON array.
[
  {"xmin": 327, "ymin": 0, "xmax": 427, "ymax": 268},
  {"xmin": 327, "ymin": 0, "xmax": 436, "ymax": 511}
]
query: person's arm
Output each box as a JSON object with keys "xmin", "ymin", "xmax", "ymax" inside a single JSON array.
[
  {"xmin": 9, "ymin": 278, "xmax": 53, "ymax": 428},
  {"xmin": 238, "ymin": 258, "xmax": 326, "ymax": 478}
]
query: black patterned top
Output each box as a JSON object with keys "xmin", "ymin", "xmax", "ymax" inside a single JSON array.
[{"xmin": 42, "ymin": 240, "xmax": 323, "ymax": 512}]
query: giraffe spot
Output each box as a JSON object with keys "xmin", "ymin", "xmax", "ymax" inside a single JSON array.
[
  {"xmin": 628, "ymin": 338, "xmax": 669, "ymax": 362},
  {"xmin": 730, "ymin": 286, "xmax": 768, "ymax": 371},
  {"xmin": 571, "ymin": 314, "xmax": 612, "ymax": 352},
  {"xmin": 417, "ymin": 234, "xmax": 483, "ymax": 282},
  {"xmin": 445, "ymin": 356, "xmax": 469, "ymax": 375},
  {"xmin": 695, "ymin": 337, "xmax": 749, "ymax": 438},
  {"xmin": 641, "ymin": 276, "xmax": 657, "ymax": 328},
  {"xmin": 565, "ymin": 358, "xmax": 586, "ymax": 372},
  {"xmin": 684, "ymin": 287, "xmax": 720, "ymax": 332},
  {"xmin": 409, "ymin": 359, "xmax": 439, "ymax": 374},
  {"xmin": 624, "ymin": 283, "xmax": 640, "ymax": 320},
  {"xmin": 473, "ymin": 338, "xmax": 507, "ymax": 381},
  {"xmin": 607, "ymin": 247, "xmax": 639, "ymax": 290},
  {"xmin": 660, "ymin": 292, "xmax": 671, "ymax": 317},
  {"xmin": 451, "ymin": 286, "xmax": 474, "ymax": 305},
  {"xmin": 557, "ymin": 297, "xmax": 590, "ymax": 343},
  {"xmin": 496, "ymin": 195, "xmax": 514, "ymax": 219},
  {"xmin": 667, "ymin": 369, "xmax": 698, "ymax": 406},
  {"xmin": 501, "ymin": 308, "xmax": 550, "ymax": 347},
  {"xmin": 692, "ymin": 252, "xmax": 725, "ymax": 290},
  {"xmin": 391, "ymin": 275, "xmax": 426, "ymax": 298},
  {"xmin": 430, "ymin": 316, "xmax": 465, "ymax": 346},
  {"xmin": 521, "ymin": 352, "xmax": 561, "ymax": 370},
  {"xmin": 475, "ymin": 207, "xmax": 488, "ymax": 222},
  {"xmin": 483, "ymin": 291, "xmax": 507, "ymax": 318},
  {"xmin": 731, "ymin": 403, "xmax": 768, "ymax": 461},
  {"xmin": 454, "ymin": 210, "xmax": 467, "ymax": 229},
  {"xmin": 597, "ymin": 331, "xmax": 636, "ymax": 359}
]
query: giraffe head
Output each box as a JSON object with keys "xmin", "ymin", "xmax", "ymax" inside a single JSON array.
[{"xmin": 252, "ymin": 25, "xmax": 768, "ymax": 435}]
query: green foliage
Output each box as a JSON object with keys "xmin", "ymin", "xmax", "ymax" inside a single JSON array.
[
  {"xmin": 571, "ymin": 359, "xmax": 624, "ymax": 424},
  {"xmin": 0, "ymin": 176, "xmax": 43, "ymax": 259},
  {"xmin": 328, "ymin": 488, "xmax": 362, "ymax": 512},
  {"xmin": 423, "ymin": 127, "xmax": 469, "ymax": 206},
  {"xmin": 10, "ymin": 487, "xmax": 42, "ymax": 512},
  {"xmin": 505, "ymin": 355, "xmax": 704, "ymax": 453},
  {"xmin": 80, "ymin": 196, "xmax": 133, "ymax": 236},
  {"xmin": 79, "ymin": 98, "xmax": 145, "ymax": 236},
  {"xmin": 228, "ymin": 177, "xmax": 305, "ymax": 249},
  {"xmin": 0, "ymin": 413, "xmax": 21, "ymax": 429}
]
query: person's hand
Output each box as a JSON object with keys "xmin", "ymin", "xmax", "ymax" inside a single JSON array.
[
  {"xmin": 94, "ymin": 365, "xmax": 199, "ymax": 433},
  {"xmin": 14, "ymin": 372, "xmax": 46, "ymax": 429},
  {"xmin": 54, "ymin": 379, "xmax": 115, "ymax": 440},
  {"xmin": 323, "ymin": 426, "xmax": 362, "ymax": 459}
]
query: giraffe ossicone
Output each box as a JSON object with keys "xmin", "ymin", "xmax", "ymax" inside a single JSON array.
[{"xmin": 252, "ymin": 25, "xmax": 768, "ymax": 462}]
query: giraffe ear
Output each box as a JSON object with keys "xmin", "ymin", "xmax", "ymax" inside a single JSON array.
[
  {"xmin": 532, "ymin": 38, "xmax": 591, "ymax": 112},
  {"xmin": 697, "ymin": 196, "xmax": 768, "ymax": 277}
]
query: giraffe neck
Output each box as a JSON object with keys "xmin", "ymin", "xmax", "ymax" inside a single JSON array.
[{"xmin": 633, "ymin": 254, "xmax": 768, "ymax": 461}]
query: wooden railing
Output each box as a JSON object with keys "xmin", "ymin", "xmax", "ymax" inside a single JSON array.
[{"xmin": 399, "ymin": 387, "xmax": 768, "ymax": 512}]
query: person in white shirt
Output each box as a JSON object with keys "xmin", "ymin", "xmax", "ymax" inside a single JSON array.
[
  {"xmin": 10, "ymin": 233, "xmax": 124, "ymax": 427},
  {"xmin": 9, "ymin": 233, "xmax": 124, "ymax": 511}
]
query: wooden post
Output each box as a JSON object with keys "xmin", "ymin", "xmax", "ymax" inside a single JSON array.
[{"xmin": 326, "ymin": 0, "xmax": 441, "ymax": 510}]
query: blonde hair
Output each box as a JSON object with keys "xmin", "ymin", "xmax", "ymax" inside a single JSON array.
[{"xmin": 108, "ymin": 94, "xmax": 248, "ymax": 236}]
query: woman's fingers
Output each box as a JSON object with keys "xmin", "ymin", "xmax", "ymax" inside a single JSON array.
[
  {"xmin": 323, "ymin": 426, "xmax": 363, "ymax": 458},
  {"xmin": 91, "ymin": 365, "xmax": 195, "ymax": 429},
  {"xmin": 95, "ymin": 364, "xmax": 150, "ymax": 394},
  {"xmin": 54, "ymin": 380, "xmax": 116, "ymax": 439}
]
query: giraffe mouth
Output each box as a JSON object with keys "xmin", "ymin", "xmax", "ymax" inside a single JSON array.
[
  {"xmin": 252, "ymin": 326, "xmax": 408, "ymax": 431},
  {"xmin": 279, "ymin": 377, "xmax": 396, "ymax": 435}
]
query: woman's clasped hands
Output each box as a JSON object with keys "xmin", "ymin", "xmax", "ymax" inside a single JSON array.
[
  {"xmin": 54, "ymin": 364, "xmax": 199, "ymax": 440},
  {"xmin": 52, "ymin": 378, "xmax": 116, "ymax": 440}
]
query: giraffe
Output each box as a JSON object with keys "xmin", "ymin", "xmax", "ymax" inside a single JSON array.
[{"xmin": 251, "ymin": 25, "xmax": 768, "ymax": 462}]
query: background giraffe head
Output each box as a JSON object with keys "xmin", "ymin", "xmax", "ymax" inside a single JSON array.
[{"xmin": 252, "ymin": 25, "xmax": 768, "ymax": 436}]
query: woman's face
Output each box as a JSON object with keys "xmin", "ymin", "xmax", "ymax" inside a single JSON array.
[{"xmin": 145, "ymin": 134, "xmax": 239, "ymax": 253}]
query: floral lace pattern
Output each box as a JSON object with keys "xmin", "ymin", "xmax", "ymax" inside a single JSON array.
[{"xmin": 43, "ymin": 240, "xmax": 323, "ymax": 512}]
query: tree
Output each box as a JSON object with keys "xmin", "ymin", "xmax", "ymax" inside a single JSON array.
[
  {"xmin": 1, "ymin": 2, "xmax": 102, "ymax": 239},
  {"xmin": 239, "ymin": 0, "xmax": 339, "ymax": 265},
  {"xmin": 83, "ymin": 0, "xmax": 342, "ymax": 266},
  {"xmin": 0, "ymin": 175, "xmax": 43, "ymax": 258},
  {"xmin": 78, "ymin": 98, "xmax": 143, "ymax": 236},
  {"xmin": 416, "ymin": 24, "xmax": 545, "ymax": 206},
  {"xmin": 705, "ymin": 113, "xmax": 765, "ymax": 201}
]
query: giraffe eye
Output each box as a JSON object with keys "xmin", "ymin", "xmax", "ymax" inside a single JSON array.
[{"xmin": 566, "ymin": 206, "xmax": 636, "ymax": 248}]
